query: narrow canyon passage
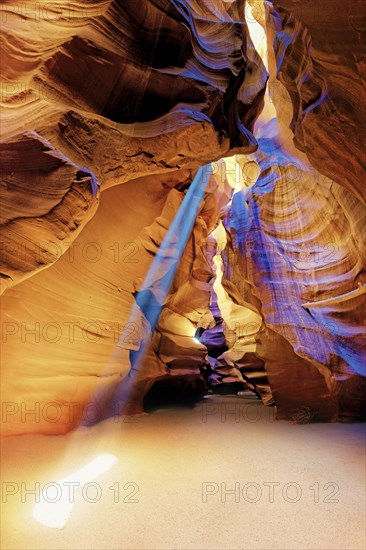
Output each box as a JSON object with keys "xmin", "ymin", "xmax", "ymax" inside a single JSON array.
[
  {"xmin": 1, "ymin": 395, "xmax": 365, "ymax": 550},
  {"xmin": 1, "ymin": 0, "xmax": 365, "ymax": 548}
]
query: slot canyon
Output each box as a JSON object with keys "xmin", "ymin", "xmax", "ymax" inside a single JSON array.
[{"xmin": 1, "ymin": 1, "xmax": 365, "ymax": 549}]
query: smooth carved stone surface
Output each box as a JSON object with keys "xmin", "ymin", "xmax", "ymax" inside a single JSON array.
[
  {"xmin": 1, "ymin": 176, "xmax": 172, "ymax": 435},
  {"xmin": 1, "ymin": 0, "xmax": 267, "ymax": 148},
  {"xmin": 269, "ymin": 0, "xmax": 366, "ymax": 203},
  {"xmin": 1, "ymin": 0, "xmax": 365, "ymax": 434},
  {"xmin": 1, "ymin": 0, "xmax": 267, "ymax": 293},
  {"xmin": 222, "ymin": 137, "xmax": 366, "ymax": 420},
  {"xmin": 0, "ymin": 169, "xmax": 233, "ymax": 434},
  {"xmin": 204, "ymin": 241, "xmax": 274, "ymax": 403},
  {"xmin": 0, "ymin": 131, "xmax": 99, "ymax": 293},
  {"xmin": 109, "ymin": 167, "xmax": 235, "ymax": 416}
]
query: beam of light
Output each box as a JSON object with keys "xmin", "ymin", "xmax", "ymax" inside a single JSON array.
[
  {"xmin": 131, "ymin": 164, "xmax": 213, "ymax": 329},
  {"xmin": 114, "ymin": 164, "xmax": 212, "ymax": 382},
  {"xmin": 33, "ymin": 454, "xmax": 117, "ymax": 529},
  {"xmin": 82, "ymin": 164, "xmax": 213, "ymax": 423}
]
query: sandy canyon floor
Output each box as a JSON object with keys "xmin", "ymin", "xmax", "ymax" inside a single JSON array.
[{"xmin": 1, "ymin": 394, "xmax": 365, "ymax": 550}]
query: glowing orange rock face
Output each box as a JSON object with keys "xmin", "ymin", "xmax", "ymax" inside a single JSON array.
[{"xmin": 1, "ymin": 1, "xmax": 365, "ymax": 434}]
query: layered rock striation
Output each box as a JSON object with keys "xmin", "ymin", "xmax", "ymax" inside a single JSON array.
[{"xmin": 1, "ymin": 0, "xmax": 365, "ymax": 434}]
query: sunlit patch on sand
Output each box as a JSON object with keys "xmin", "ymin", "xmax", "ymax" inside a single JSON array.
[{"xmin": 33, "ymin": 454, "xmax": 117, "ymax": 529}]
